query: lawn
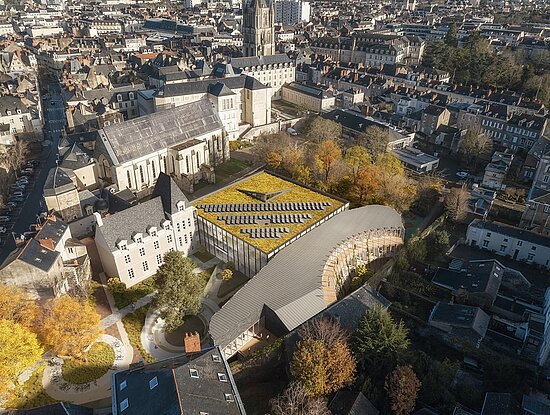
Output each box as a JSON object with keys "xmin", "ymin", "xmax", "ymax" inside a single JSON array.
[
  {"xmin": 122, "ymin": 306, "xmax": 154, "ymax": 363},
  {"xmin": 107, "ymin": 277, "xmax": 158, "ymax": 309},
  {"xmin": 62, "ymin": 342, "xmax": 115, "ymax": 384},
  {"xmin": 193, "ymin": 247, "xmax": 215, "ymax": 264},
  {"xmin": 215, "ymin": 159, "xmax": 250, "ymax": 183},
  {"xmin": 6, "ymin": 365, "xmax": 56, "ymax": 409},
  {"xmin": 218, "ymin": 270, "xmax": 249, "ymax": 299},
  {"xmin": 164, "ymin": 315, "xmax": 208, "ymax": 347}
]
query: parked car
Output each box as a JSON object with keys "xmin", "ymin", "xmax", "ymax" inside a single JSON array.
[
  {"xmin": 287, "ymin": 127, "xmax": 299, "ymax": 136},
  {"xmin": 8, "ymin": 196, "xmax": 24, "ymax": 203},
  {"xmin": 0, "ymin": 226, "xmax": 7, "ymax": 234},
  {"xmin": 0, "ymin": 216, "xmax": 10, "ymax": 223},
  {"xmin": 12, "ymin": 191, "xmax": 25, "ymax": 198},
  {"xmin": 6, "ymin": 202, "xmax": 17, "ymax": 209},
  {"xmin": 456, "ymin": 170, "xmax": 469, "ymax": 179},
  {"xmin": 17, "ymin": 178, "xmax": 29, "ymax": 185},
  {"xmin": 50, "ymin": 101, "xmax": 55, "ymax": 106}
]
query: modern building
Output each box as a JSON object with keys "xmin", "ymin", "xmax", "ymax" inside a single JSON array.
[
  {"xmin": 209, "ymin": 204, "xmax": 404, "ymax": 358},
  {"xmin": 111, "ymin": 347, "xmax": 246, "ymax": 415},
  {"xmin": 520, "ymin": 149, "xmax": 550, "ymax": 236},
  {"xmin": 242, "ymin": 0, "xmax": 275, "ymax": 57},
  {"xmin": 274, "ymin": 0, "xmax": 310, "ymax": 24},
  {"xmin": 0, "ymin": 216, "xmax": 91, "ymax": 299},
  {"xmin": 195, "ymin": 171, "xmax": 348, "ymax": 277},
  {"xmin": 94, "ymin": 98, "xmax": 228, "ymax": 193},
  {"xmin": 94, "ymin": 173, "xmax": 196, "ymax": 287},
  {"xmin": 230, "ymin": 54, "xmax": 295, "ymax": 99},
  {"xmin": 466, "ymin": 219, "xmax": 550, "ymax": 270},
  {"xmin": 392, "ymin": 147, "xmax": 439, "ymax": 174}
]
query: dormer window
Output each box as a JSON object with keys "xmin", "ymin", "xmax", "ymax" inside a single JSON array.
[
  {"xmin": 217, "ymin": 373, "xmax": 228, "ymax": 382},
  {"xmin": 149, "ymin": 376, "xmax": 158, "ymax": 389},
  {"xmin": 176, "ymin": 201, "xmax": 186, "ymax": 212},
  {"xmin": 162, "ymin": 220, "xmax": 171, "ymax": 230},
  {"xmin": 224, "ymin": 393, "xmax": 234, "ymax": 402},
  {"xmin": 190, "ymin": 368, "xmax": 199, "ymax": 378},
  {"xmin": 117, "ymin": 94, "xmax": 123, "ymax": 102},
  {"xmin": 129, "ymin": 92, "xmax": 135, "ymax": 100},
  {"xmin": 148, "ymin": 227, "xmax": 157, "ymax": 237},
  {"xmin": 133, "ymin": 233, "xmax": 143, "ymax": 243},
  {"xmin": 117, "ymin": 240, "xmax": 128, "ymax": 250}
]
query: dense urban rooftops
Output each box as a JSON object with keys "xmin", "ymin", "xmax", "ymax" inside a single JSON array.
[{"xmin": 194, "ymin": 171, "xmax": 346, "ymax": 253}]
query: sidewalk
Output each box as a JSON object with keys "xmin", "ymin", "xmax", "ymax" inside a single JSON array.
[{"xmin": 100, "ymin": 291, "xmax": 156, "ymax": 330}]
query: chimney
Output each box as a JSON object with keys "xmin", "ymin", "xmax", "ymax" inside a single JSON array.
[
  {"xmin": 39, "ymin": 238, "xmax": 55, "ymax": 251},
  {"xmin": 184, "ymin": 332, "xmax": 201, "ymax": 354}
]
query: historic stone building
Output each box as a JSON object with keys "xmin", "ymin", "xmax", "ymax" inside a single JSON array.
[{"xmin": 242, "ymin": 0, "xmax": 276, "ymax": 57}]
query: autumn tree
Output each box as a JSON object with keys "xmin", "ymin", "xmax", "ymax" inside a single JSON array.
[
  {"xmin": 312, "ymin": 139, "xmax": 342, "ymax": 183},
  {"xmin": 373, "ymin": 154, "xmax": 416, "ymax": 212},
  {"xmin": 385, "ymin": 365, "xmax": 421, "ymax": 415},
  {"xmin": 281, "ymin": 146, "xmax": 305, "ymax": 177},
  {"xmin": 306, "ymin": 116, "xmax": 342, "ymax": 143},
  {"xmin": 41, "ymin": 296, "xmax": 102, "ymax": 357},
  {"xmin": 0, "ymin": 284, "xmax": 39, "ymax": 331},
  {"xmin": 270, "ymin": 382, "xmax": 331, "ymax": 415},
  {"xmin": 154, "ymin": 251, "xmax": 206, "ymax": 332},
  {"xmin": 355, "ymin": 165, "xmax": 380, "ymax": 203},
  {"xmin": 412, "ymin": 174, "xmax": 442, "ymax": 216},
  {"xmin": 299, "ymin": 317, "xmax": 349, "ymax": 348},
  {"xmin": 444, "ymin": 185, "xmax": 469, "ymax": 222},
  {"xmin": 352, "ymin": 306, "xmax": 410, "ymax": 372},
  {"xmin": 359, "ymin": 126, "xmax": 390, "ymax": 161},
  {"xmin": 343, "ymin": 145, "xmax": 372, "ymax": 184},
  {"xmin": 0, "ymin": 319, "xmax": 43, "ymax": 395},
  {"xmin": 266, "ymin": 151, "xmax": 283, "ymax": 170}
]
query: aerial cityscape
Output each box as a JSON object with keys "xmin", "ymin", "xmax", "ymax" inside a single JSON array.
[{"xmin": 0, "ymin": 0, "xmax": 549, "ymax": 413}]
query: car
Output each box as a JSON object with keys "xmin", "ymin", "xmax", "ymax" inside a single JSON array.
[
  {"xmin": 29, "ymin": 159, "xmax": 39, "ymax": 166},
  {"xmin": 50, "ymin": 101, "xmax": 55, "ymax": 106},
  {"xmin": 8, "ymin": 196, "xmax": 24, "ymax": 203},
  {"xmin": 287, "ymin": 127, "xmax": 299, "ymax": 136},
  {"xmin": 12, "ymin": 193, "xmax": 25, "ymax": 199},
  {"xmin": 0, "ymin": 216, "xmax": 10, "ymax": 223},
  {"xmin": 0, "ymin": 227, "xmax": 7, "ymax": 234},
  {"xmin": 23, "ymin": 167, "xmax": 34, "ymax": 174},
  {"xmin": 455, "ymin": 171, "xmax": 469, "ymax": 179},
  {"xmin": 7, "ymin": 202, "xmax": 17, "ymax": 209}
]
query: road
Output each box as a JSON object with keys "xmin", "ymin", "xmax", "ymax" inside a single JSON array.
[{"xmin": 0, "ymin": 81, "xmax": 66, "ymax": 264}]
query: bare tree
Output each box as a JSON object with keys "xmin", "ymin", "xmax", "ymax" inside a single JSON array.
[
  {"xmin": 5, "ymin": 140, "xmax": 29, "ymax": 177},
  {"xmin": 359, "ymin": 126, "xmax": 390, "ymax": 161},
  {"xmin": 270, "ymin": 382, "xmax": 331, "ymax": 415},
  {"xmin": 444, "ymin": 185, "xmax": 470, "ymax": 222},
  {"xmin": 459, "ymin": 130, "xmax": 492, "ymax": 170},
  {"xmin": 298, "ymin": 317, "xmax": 349, "ymax": 347}
]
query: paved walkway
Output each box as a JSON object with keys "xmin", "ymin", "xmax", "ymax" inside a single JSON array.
[
  {"xmin": 42, "ymin": 334, "xmax": 132, "ymax": 404},
  {"xmin": 100, "ymin": 292, "xmax": 156, "ymax": 330}
]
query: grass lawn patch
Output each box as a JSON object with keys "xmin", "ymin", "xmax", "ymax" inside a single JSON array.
[
  {"xmin": 122, "ymin": 307, "xmax": 154, "ymax": 363},
  {"xmin": 6, "ymin": 364, "xmax": 56, "ymax": 409},
  {"xmin": 62, "ymin": 342, "xmax": 115, "ymax": 384},
  {"xmin": 107, "ymin": 277, "xmax": 158, "ymax": 309},
  {"xmin": 215, "ymin": 159, "xmax": 250, "ymax": 183},
  {"xmin": 193, "ymin": 248, "xmax": 215, "ymax": 264},
  {"xmin": 218, "ymin": 270, "xmax": 249, "ymax": 299},
  {"xmin": 165, "ymin": 315, "xmax": 208, "ymax": 347}
]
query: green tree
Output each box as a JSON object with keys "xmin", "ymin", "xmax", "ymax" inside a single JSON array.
[
  {"xmin": 154, "ymin": 251, "xmax": 206, "ymax": 332},
  {"xmin": 427, "ymin": 230, "xmax": 450, "ymax": 256},
  {"xmin": 0, "ymin": 319, "xmax": 43, "ymax": 396},
  {"xmin": 445, "ymin": 22, "xmax": 458, "ymax": 48},
  {"xmin": 406, "ymin": 238, "xmax": 427, "ymax": 263},
  {"xmin": 385, "ymin": 365, "xmax": 421, "ymax": 415},
  {"xmin": 343, "ymin": 145, "xmax": 372, "ymax": 184},
  {"xmin": 352, "ymin": 306, "xmax": 410, "ymax": 372}
]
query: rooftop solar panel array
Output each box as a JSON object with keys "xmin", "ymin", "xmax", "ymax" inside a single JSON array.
[
  {"xmin": 197, "ymin": 202, "xmax": 331, "ymax": 213},
  {"xmin": 217, "ymin": 213, "xmax": 313, "ymax": 225},
  {"xmin": 241, "ymin": 227, "xmax": 291, "ymax": 238}
]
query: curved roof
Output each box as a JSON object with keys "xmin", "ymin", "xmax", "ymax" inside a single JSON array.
[{"xmin": 209, "ymin": 205, "xmax": 403, "ymax": 348}]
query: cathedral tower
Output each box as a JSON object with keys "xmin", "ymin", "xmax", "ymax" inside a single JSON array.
[{"xmin": 242, "ymin": 0, "xmax": 275, "ymax": 57}]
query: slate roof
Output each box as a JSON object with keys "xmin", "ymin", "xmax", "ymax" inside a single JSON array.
[
  {"xmin": 159, "ymin": 74, "xmax": 268, "ymax": 98},
  {"xmin": 481, "ymin": 393, "xmax": 518, "ymax": 415},
  {"xmin": 329, "ymin": 391, "xmax": 380, "ymax": 415},
  {"xmin": 429, "ymin": 302, "xmax": 490, "ymax": 338},
  {"xmin": 209, "ymin": 205, "xmax": 403, "ymax": 348},
  {"xmin": 4, "ymin": 402, "xmax": 93, "ymax": 415},
  {"xmin": 522, "ymin": 395, "xmax": 550, "ymax": 415},
  {"xmin": 99, "ymin": 97, "xmax": 223, "ymax": 165},
  {"xmin": 230, "ymin": 53, "xmax": 292, "ymax": 68},
  {"xmin": 152, "ymin": 172, "xmax": 190, "ymax": 215},
  {"xmin": 112, "ymin": 347, "xmax": 246, "ymax": 415},
  {"xmin": 208, "ymin": 82, "xmax": 236, "ymax": 97},
  {"xmin": 0, "ymin": 94, "xmax": 27, "ymax": 116},
  {"xmin": 44, "ymin": 167, "xmax": 76, "ymax": 197}
]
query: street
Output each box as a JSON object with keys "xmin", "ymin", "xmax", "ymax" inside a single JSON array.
[{"xmin": 0, "ymin": 81, "xmax": 66, "ymax": 264}]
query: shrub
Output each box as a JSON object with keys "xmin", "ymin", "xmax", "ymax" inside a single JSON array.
[
  {"xmin": 122, "ymin": 307, "xmax": 153, "ymax": 363},
  {"xmin": 61, "ymin": 342, "xmax": 115, "ymax": 384},
  {"xmin": 221, "ymin": 268, "xmax": 233, "ymax": 281}
]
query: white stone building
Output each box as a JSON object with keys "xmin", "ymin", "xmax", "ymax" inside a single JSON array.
[
  {"xmin": 94, "ymin": 173, "xmax": 197, "ymax": 287},
  {"xmin": 94, "ymin": 97, "xmax": 229, "ymax": 193},
  {"xmin": 274, "ymin": 0, "xmax": 310, "ymax": 24}
]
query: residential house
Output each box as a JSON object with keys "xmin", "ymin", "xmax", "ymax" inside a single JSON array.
[
  {"xmin": 482, "ymin": 151, "xmax": 513, "ymax": 191},
  {"xmin": 281, "ymin": 82, "xmax": 335, "ymax": 112},
  {"xmin": 520, "ymin": 149, "xmax": 550, "ymax": 236},
  {"xmin": 419, "ymin": 105, "xmax": 451, "ymax": 135}
]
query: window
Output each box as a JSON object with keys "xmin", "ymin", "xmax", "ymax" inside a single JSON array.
[
  {"xmin": 486, "ymin": 232, "xmax": 492, "ymax": 237},
  {"xmin": 142, "ymin": 261, "xmax": 149, "ymax": 272},
  {"xmin": 531, "ymin": 246, "xmax": 537, "ymax": 251},
  {"xmin": 212, "ymin": 354, "xmax": 221, "ymax": 362},
  {"xmin": 224, "ymin": 393, "xmax": 234, "ymax": 402},
  {"xmin": 177, "ymin": 223, "xmax": 181, "ymax": 232},
  {"xmin": 117, "ymin": 94, "xmax": 123, "ymax": 102},
  {"xmin": 517, "ymin": 240, "xmax": 523, "ymax": 246},
  {"xmin": 128, "ymin": 268, "xmax": 135, "ymax": 279},
  {"xmin": 119, "ymin": 380, "xmax": 127, "ymax": 391},
  {"xmin": 527, "ymin": 253, "xmax": 535, "ymax": 261},
  {"xmin": 188, "ymin": 218, "xmax": 191, "ymax": 227},
  {"xmin": 190, "ymin": 368, "xmax": 199, "ymax": 378},
  {"xmin": 156, "ymin": 254, "xmax": 162, "ymax": 265},
  {"xmin": 154, "ymin": 241, "xmax": 160, "ymax": 249},
  {"xmin": 503, "ymin": 238, "xmax": 508, "ymax": 242},
  {"xmin": 500, "ymin": 245, "xmax": 507, "ymax": 252},
  {"xmin": 167, "ymin": 235, "xmax": 173, "ymax": 243},
  {"xmin": 124, "ymin": 255, "xmax": 131, "ymax": 264},
  {"xmin": 482, "ymin": 240, "xmax": 489, "ymax": 247},
  {"xmin": 217, "ymin": 373, "xmax": 228, "ymax": 382},
  {"xmin": 149, "ymin": 376, "xmax": 158, "ymax": 389},
  {"xmin": 151, "ymin": 161, "xmax": 156, "ymax": 179},
  {"xmin": 126, "ymin": 170, "xmax": 132, "ymax": 188},
  {"xmin": 179, "ymin": 236, "xmax": 183, "ymax": 246},
  {"xmin": 139, "ymin": 247, "xmax": 145, "ymax": 256},
  {"xmin": 129, "ymin": 92, "xmax": 135, "ymax": 100},
  {"xmin": 120, "ymin": 398, "xmax": 129, "ymax": 412},
  {"xmin": 184, "ymin": 234, "xmax": 188, "ymax": 244},
  {"xmin": 139, "ymin": 165, "xmax": 145, "ymax": 184}
]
